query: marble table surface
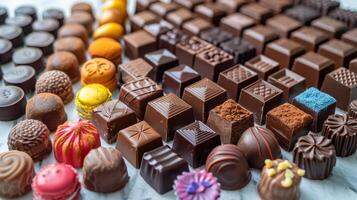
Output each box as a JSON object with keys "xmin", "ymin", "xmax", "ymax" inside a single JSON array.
[{"xmin": 0, "ymin": 0, "xmax": 357, "ymax": 200}]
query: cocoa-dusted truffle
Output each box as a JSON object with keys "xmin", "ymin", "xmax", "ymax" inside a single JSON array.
[
  {"xmin": 8, "ymin": 119, "xmax": 52, "ymax": 161},
  {"xmin": 35, "ymin": 70, "xmax": 74, "ymax": 104},
  {"xmin": 54, "ymin": 37, "xmax": 86, "ymax": 64},
  {"xmin": 57, "ymin": 23, "xmax": 88, "ymax": 46},
  {"xmin": 26, "ymin": 93, "xmax": 67, "ymax": 131},
  {"xmin": 293, "ymin": 133, "xmax": 336, "ymax": 180},
  {"xmin": 348, "ymin": 99, "xmax": 357, "ymax": 119},
  {"xmin": 46, "ymin": 52, "xmax": 80, "ymax": 83}
]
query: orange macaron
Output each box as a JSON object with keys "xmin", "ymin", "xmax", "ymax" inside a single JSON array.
[{"xmin": 88, "ymin": 37, "xmax": 122, "ymax": 66}]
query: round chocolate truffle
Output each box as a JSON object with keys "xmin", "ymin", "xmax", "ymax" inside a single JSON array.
[
  {"xmin": 0, "ymin": 38, "xmax": 13, "ymax": 63},
  {"xmin": 237, "ymin": 127, "xmax": 282, "ymax": 169},
  {"xmin": 8, "ymin": 119, "xmax": 52, "ymax": 161},
  {"xmin": 322, "ymin": 114, "xmax": 357, "ymax": 157},
  {"xmin": 32, "ymin": 19, "xmax": 59, "ymax": 37},
  {"xmin": 12, "ymin": 47, "xmax": 44, "ymax": 73},
  {"xmin": 83, "ymin": 147, "xmax": 129, "ymax": 193},
  {"xmin": 3, "ymin": 66, "xmax": 36, "ymax": 93},
  {"xmin": 206, "ymin": 144, "xmax": 251, "ymax": 190},
  {"xmin": 71, "ymin": 2, "xmax": 94, "ymax": 20},
  {"xmin": 5, "ymin": 15, "xmax": 32, "ymax": 35},
  {"xmin": 293, "ymin": 133, "xmax": 336, "ymax": 180},
  {"xmin": 54, "ymin": 37, "xmax": 86, "ymax": 64},
  {"xmin": 25, "ymin": 31, "xmax": 55, "ymax": 56},
  {"xmin": 66, "ymin": 11, "xmax": 93, "ymax": 35},
  {"xmin": 0, "ymin": 150, "xmax": 34, "ymax": 198},
  {"xmin": 26, "ymin": 93, "xmax": 67, "ymax": 131},
  {"xmin": 15, "ymin": 5, "xmax": 37, "ymax": 21},
  {"xmin": 0, "ymin": 7, "xmax": 8, "ymax": 24},
  {"xmin": 348, "ymin": 99, "xmax": 357, "ymax": 119},
  {"xmin": 0, "ymin": 25, "xmax": 23, "ymax": 47},
  {"xmin": 42, "ymin": 8, "xmax": 64, "ymax": 26},
  {"xmin": 57, "ymin": 23, "xmax": 88, "ymax": 46},
  {"xmin": 0, "ymin": 86, "xmax": 27, "ymax": 121},
  {"xmin": 35, "ymin": 70, "xmax": 74, "ymax": 104},
  {"xmin": 46, "ymin": 52, "xmax": 80, "ymax": 83}
]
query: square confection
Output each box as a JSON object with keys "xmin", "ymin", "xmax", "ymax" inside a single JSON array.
[
  {"xmin": 182, "ymin": 18, "xmax": 213, "ymax": 36},
  {"xmin": 176, "ymin": 36, "xmax": 213, "ymax": 67},
  {"xmin": 268, "ymin": 69, "xmax": 305, "ymax": 102},
  {"xmin": 260, "ymin": 0, "xmax": 293, "ymax": 13},
  {"xmin": 265, "ymin": 38, "xmax": 306, "ymax": 69},
  {"xmin": 239, "ymin": 80, "xmax": 283, "ymax": 125},
  {"xmin": 136, "ymin": 0, "xmax": 158, "ymax": 13},
  {"xmin": 266, "ymin": 14, "xmax": 302, "ymax": 38},
  {"xmin": 245, "ymin": 55, "xmax": 280, "ymax": 80},
  {"xmin": 328, "ymin": 8, "xmax": 357, "ymax": 29},
  {"xmin": 124, "ymin": 30, "xmax": 157, "ymax": 59},
  {"xmin": 194, "ymin": 3, "xmax": 227, "ymax": 26},
  {"xmin": 291, "ymin": 27, "xmax": 329, "ymax": 52},
  {"xmin": 166, "ymin": 8, "xmax": 194, "ymax": 28},
  {"xmin": 149, "ymin": 2, "xmax": 179, "ymax": 17},
  {"xmin": 284, "ymin": 5, "xmax": 320, "ymax": 25},
  {"xmin": 162, "ymin": 64, "xmax": 201, "ymax": 97},
  {"xmin": 243, "ymin": 25, "xmax": 279, "ymax": 55},
  {"xmin": 144, "ymin": 93, "xmax": 195, "ymax": 141},
  {"xmin": 292, "ymin": 87, "xmax": 336, "ymax": 132},
  {"xmin": 159, "ymin": 29, "xmax": 188, "ymax": 53},
  {"xmin": 266, "ymin": 103, "xmax": 313, "ymax": 151},
  {"xmin": 302, "ymin": 0, "xmax": 340, "ymax": 15},
  {"xmin": 207, "ymin": 99, "xmax": 254, "ymax": 144},
  {"xmin": 321, "ymin": 67, "xmax": 357, "ymax": 111},
  {"xmin": 342, "ymin": 28, "xmax": 357, "ymax": 47},
  {"xmin": 318, "ymin": 39, "xmax": 357, "ymax": 69},
  {"xmin": 194, "ymin": 47, "xmax": 234, "ymax": 81},
  {"xmin": 172, "ymin": 121, "xmax": 221, "ymax": 168},
  {"xmin": 173, "ymin": 0, "xmax": 205, "ymax": 11},
  {"xmin": 220, "ymin": 13, "xmax": 256, "ymax": 37},
  {"xmin": 143, "ymin": 20, "xmax": 174, "ymax": 41},
  {"xmin": 144, "ymin": 49, "xmax": 179, "ymax": 82},
  {"xmin": 92, "ymin": 100, "xmax": 137, "ymax": 144},
  {"xmin": 350, "ymin": 59, "xmax": 357, "ymax": 73},
  {"xmin": 118, "ymin": 58, "xmax": 153, "ymax": 84},
  {"xmin": 216, "ymin": 0, "xmax": 248, "ymax": 13},
  {"xmin": 311, "ymin": 16, "xmax": 348, "ymax": 38},
  {"xmin": 217, "ymin": 65, "xmax": 258, "ymax": 101},
  {"xmin": 292, "ymin": 51, "xmax": 334, "ymax": 88},
  {"xmin": 140, "ymin": 145, "xmax": 189, "ymax": 194},
  {"xmin": 182, "ymin": 78, "xmax": 227, "ymax": 122},
  {"xmin": 240, "ymin": 3, "xmax": 274, "ymax": 24},
  {"xmin": 116, "ymin": 121, "xmax": 163, "ymax": 168},
  {"xmin": 219, "ymin": 37, "xmax": 256, "ymax": 65},
  {"xmin": 119, "ymin": 77, "xmax": 163, "ymax": 120},
  {"xmin": 200, "ymin": 28, "xmax": 233, "ymax": 46},
  {"xmin": 130, "ymin": 11, "xmax": 159, "ymax": 32}
]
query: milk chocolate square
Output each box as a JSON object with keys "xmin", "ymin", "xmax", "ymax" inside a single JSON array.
[
  {"xmin": 266, "ymin": 14, "xmax": 302, "ymax": 38},
  {"xmin": 220, "ymin": 13, "xmax": 256, "ymax": 37},
  {"xmin": 144, "ymin": 49, "xmax": 179, "ymax": 82},
  {"xmin": 149, "ymin": 2, "xmax": 179, "ymax": 17},
  {"xmin": 245, "ymin": 55, "xmax": 280, "ymax": 80},
  {"xmin": 173, "ymin": 0, "xmax": 204, "ymax": 11},
  {"xmin": 291, "ymin": 27, "xmax": 329, "ymax": 52},
  {"xmin": 166, "ymin": 8, "xmax": 194, "ymax": 28},
  {"xmin": 159, "ymin": 29, "xmax": 188, "ymax": 53},
  {"xmin": 130, "ymin": 11, "xmax": 159, "ymax": 32},
  {"xmin": 216, "ymin": 0, "xmax": 248, "ymax": 13},
  {"xmin": 243, "ymin": 25, "xmax": 279, "ymax": 54},
  {"xmin": 318, "ymin": 39, "xmax": 357, "ymax": 68},
  {"xmin": 260, "ymin": 0, "xmax": 293, "ymax": 13},
  {"xmin": 240, "ymin": 3, "xmax": 274, "ymax": 24},
  {"xmin": 136, "ymin": 0, "xmax": 158, "ymax": 13},
  {"xmin": 182, "ymin": 18, "xmax": 213, "ymax": 36},
  {"xmin": 118, "ymin": 58, "xmax": 153, "ymax": 84},
  {"xmin": 311, "ymin": 16, "xmax": 348, "ymax": 38},
  {"xmin": 284, "ymin": 5, "xmax": 320, "ymax": 25},
  {"xmin": 123, "ymin": 30, "xmax": 157, "ymax": 59},
  {"xmin": 194, "ymin": 3, "xmax": 227, "ymax": 26},
  {"xmin": 342, "ymin": 28, "xmax": 357, "ymax": 47}
]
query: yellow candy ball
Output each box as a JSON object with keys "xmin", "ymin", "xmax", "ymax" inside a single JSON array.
[{"xmin": 94, "ymin": 23, "xmax": 124, "ymax": 40}]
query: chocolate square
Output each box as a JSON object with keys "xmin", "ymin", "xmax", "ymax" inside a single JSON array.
[
  {"xmin": 172, "ymin": 120, "xmax": 221, "ymax": 168},
  {"xmin": 175, "ymin": 36, "xmax": 213, "ymax": 67},
  {"xmin": 266, "ymin": 14, "xmax": 302, "ymax": 38},
  {"xmin": 242, "ymin": 25, "xmax": 279, "ymax": 54},
  {"xmin": 239, "ymin": 80, "xmax": 283, "ymax": 125},
  {"xmin": 144, "ymin": 49, "xmax": 179, "ymax": 82},
  {"xmin": 220, "ymin": 13, "xmax": 256, "ymax": 37},
  {"xmin": 219, "ymin": 37, "xmax": 256, "ymax": 65},
  {"xmin": 149, "ymin": 2, "xmax": 179, "ymax": 17},
  {"xmin": 136, "ymin": 0, "xmax": 158, "ymax": 13},
  {"xmin": 217, "ymin": 65, "xmax": 259, "ymax": 101},
  {"xmin": 166, "ymin": 8, "xmax": 194, "ymax": 28},
  {"xmin": 268, "ymin": 69, "xmax": 306, "ymax": 102},
  {"xmin": 162, "ymin": 64, "xmax": 201, "ymax": 97},
  {"xmin": 116, "ymin": 121, "xmax": 162, "ymax": 168},
  {"xmin": 318, "ymin": 39, "xmax": 357, "ymax": 69},
  {"xmin": 123, "ymin": 30, "xmax": 157, "ymax": 59},
  {"xmin": 140, "ymin": 145, "xmax": 189, "ymax": 194},
  {"xmin": 158, "ymin": 29, "xmax": 188, "ymax": 53},
  {"xmin": 265, "ymin": 38, "xmax": 306, "ymax": 69},
  {"xmin": 321, "ymin": 67, "xmax": 357, "ymax": 111},
  {"xmin": 245, "ymin": 55, "xmax": 280, "ymax": 80},
  {"xmin": 194, "ymin": 3, "xmax": 227, "ymax": 26},
  {"xmin": 292, "ymin": 87, "xmax": 336, "ymax": 132},
  {"xmin": 350, "ymin": 59, "xmax": 357, "ymax": 73},
  {"xmin": 302, "ymin": 0, "xmax": 340, "ymax": 15},
  {"xmin": 216, "ymin": 0, "xmax": 248, "ymax": 13},
  {"xmin": 311, "ymin": 16, "xmax": 348, "ymax": 38},
  {"xmin": 200, "ymin": 27, "xmax": 233, "ymax": 46},
  {"xmin": 143, "ymin": 20, "xmax": 174, "ymax": 41},
  {"xmin": 291, "ymin": 27, "xmax": 329, "ymax": 52},
  {"xmin": 130, "ymin": 11, "xmax": 159, "ymax": 32},
  {"xmin": 92, "ymin": 100, "xmax": 137, "ymax": 144},
  {"xmin": 284, "ymin": 5, "xmax": 320, "ymax": 25},
  {"xmin": 266, "ymin": 103, "xmax": 313, "ymax": 151},
  {"xmin": 292, "ymin": 51, "xmax": 334, "ymax": 88},
  {"xmin": 182, "ymin": 78, "xmax": 227, "ymax": 122},
  {"xmin": 260, "ymin": 0, "xmax": 293, "ymax": 13},
  {"xmin": 240, "ymin": 3, "xmax": 274, "ymax": 24},
  {"xmin": 118, "ymin": 58, "xmax": 153, "ymax": 84},
  {"xmin": 328, "ymin": 8, "xmax": 357, "ymax": 29},
  {"xmin": 119, "ymin": 77, "xmax": 163, "ymax": 120},
  {"xmin": 173, "ymin": 0, "xmax": 204, "ymax": 11},
  {"xmin": 342, "ymin": 28, "xmax": 357, "ymax": 47},
  {"xmin": 194, "ymin": 47, "xmax": 234, "ymax": 81},
  {"xmin": 144, "ymin": 93, "xmax": 195, "ymax": 141},
  {"xmin": 182, "ymin": 18, "xmax": 213, "ymax": 36},
  {"xmin": 207, "ymin": 99, "xmax": 254, "ymax": 144}
]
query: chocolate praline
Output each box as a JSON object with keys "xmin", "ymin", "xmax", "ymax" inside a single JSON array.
[
  {"xmin": 71, "ymin": 2, "xmax": 94, "ymax": 20},
  {"xmin": 0, "ymin": 86, "xmax": 27, "ymax": 121},
  {"xmin": 25, "ymin": 31, "xmax": 55, "ymax": 56},
  {"xmin": 5, "ymin": 15, "xmax": 33, "ymax": 35},
  {"xmin": 42, "ymin": 8, "xmax": 65, "ymax": 26},
  {"xmin": 57, "ymin": 23, "xmax": 88, "ymax": 46},
  {"xmin": 46, "ymin": 51, "xmax": 80, "ymax": 83},
  {"xmin": 66, "ymin": 11, "xmax": 93, "ymax": 35},
  {"xmin": 3, "ymin": 66, "xmax": 36, "ymax": 93},
  {"xmin": 8, "ymin": 119, "xmax": 52, "ymax": 161},
  {"xmin": 348, "ymin": 100, "xmax": 357, "ymax": 119},
  {"xmin": 12, "ymin": 47, "xmax": 44, "ymax": 73},
  {"xmin": 0, "ymin": 25, "xmax": 23, "ymax": 47},
  {"xmin": 0, "ymin": 38, "xmax": 13, "ymax": 63},
  {"xmin": 54, "ymin": 37, "xmax": 86, "ymax": 64},
  {"xmin": 15, "ymin": 5, "xmax": 37, "ymax": 21},
  {"xmin": 32, "ymin": 19, "xmax": 60, "ymax": 37}
]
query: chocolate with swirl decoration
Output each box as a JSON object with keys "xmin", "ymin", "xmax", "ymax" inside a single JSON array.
[
  {"xmin": 322, "ymin": 114, "xmax": 357, "ymax": 157},
  {"xmin": 348, "ymin": 99, "xmax": 357, "ymax": 119},
  {"xmin": 83, "ymin": 147, "xmax": 129, "ymax": 193},
  {"xmin": 8, "ymin": 119, "xmax": 52, "ymax": 161},
  {"xmin": 0, "ymin": 150, "xmax": 34, "ymax": 198},
  {"xmin": 293, "ymin": 133, "xmax": 336, "ymax": 180}
]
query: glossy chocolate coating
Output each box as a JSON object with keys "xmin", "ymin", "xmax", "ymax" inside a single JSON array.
[
  {"xmin": 0, "ymin": 25, "xmax": 23, "ymax": 47},
  {"xmin": 220, "ymin": 13, "xmax": 255, "ymax": 37},
  {"xmin": 194, "ymin": 3, "xmax": 227, "ymax": 26},
  {"xmin": 150, "ymin": 2, "xmax": 179, "ymax": 17},
  {"xmin": 42, "ymin": 8, "xmax": 65, "ymax": 26},
  {"xmin": 144, "ymin": 20, "xmax": 174, "ymax": 43},
  {"xmin": 159, "ymin": 29, "xmax": 188, "ymax": 53},
  {"xmin": 32, "ymin": 19, "xmax": 59, "ymax": 37},
  {"xmin": 0, "ymin": 38, "xmax": 13, "ymax": 63},
  {"xmin": 130, "ymin": 11, "xmax": 159, "ymax": 32},
  {"xmin": 5, "ymin": 15, "xmax": 32, "ymax": 35},
  {"xmin": 284, "ymin": 5, "xmax": 320, "ymax": 25},
  {"xmin": 25, "ymin": 32, "xmax": 54, "ymax": 56},
  {"xmin": 166, "ymin": 8, "xmax": 194, "ymax": 28},
  {"xmin": 266, "ymin": 14, "xmax": 302, "ymax": 38},
  {"xmin": 245, "ymin": 55, "xmax": 280, "ymax": 80},
  {"xmin": 182, "ymin": 18, "xmax": 213, "ymax": 36},
  {"xmin": 3, "ymin": 66, "xmax": 36, "ymax": 93},
  {"xmin": 291, "ymin": 27, "xmax": 329, "ymax": 52},
  {"xmin": 311, "ymin": 16, "xmax": 348, "ymax": 39},
  {"xmin": 118, "ymin": 58, "xmax": 153, "ymax": 84},
  {"xmin": 318, "ymin": 39, "xmax": 357, "ymax": 69},
  {"xmin": 124, "ymin": 30, "xmax": 157, "ymax": 59},
  {"xmin": 243, "ymin": 25, "xmax": 279, "ymax": 55},
  {"xmin": 144, "ymin": 49, "xmax": 179, "ymax": 82},
  {"xmin": 15, "ymin": 5, "xmax": 37, "ymax": 21},
  {"xmin": 342, "ymin": 28, "xmax": 357, "ymax": 47},
  {"xmin": 0, "ymin": 86, "xmax": 26, "ymax": 121},
  {"xmin": 54, "ymin": 37, "xmax": 86, "ymax": 64},
  {"xmin": 57, "ymin": 23, "xmax": 88, "ymax": 46},
  {"xmin": 46, "ymin": 51, "xmax": 80, "ymax": 83},
  {"xmin": 240, "ymin": 3, "xmax": 274, "ymax": 24},
  {"xmin": 219, "ymin": 37, "xmax": 256, "ymax": 65},
  {"xmin": 12, "ymin": 47, "xmax": 44, "ymax": 73}
]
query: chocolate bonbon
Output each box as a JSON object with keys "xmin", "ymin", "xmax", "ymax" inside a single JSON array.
[
  {"xmin": 348, "ymin": 100, "xmax": 357, "ymax": 119},
  {"xmin": 311, "ymin": 16, "xmax": 348, "ymax": 38},
  {"xmin": 328, "ymin": 8, "xmax": 357, "ymax": 29},
  {"xmin": 166, "ymin": 8, "xmax": 194, "ymax": 28},
  {"xmin": 0, "ymin": 38, "xmax": 13, "ymax": 63},
  {"xmin": 88, "ymin": 37, "xmax": 122, "ymax": 65},
  {"xmin": 291, "ymin": 27, "xmax": 329, "ymax": 52},
  {"xmin": 194, "ymin": 3, "xmax": 227, "ymax": 26},
  {"xmin": 302, "ymin": 0, "xmax": 339, "ymax": 15},
  {"xmin": 123, "ymin": 30, "xmax": 157, "ymax": 59},
  {"xmin": 66, "ymin": 11, "xmax": 93, "ymax": 35},
  {"xmin": 173, "ymin": 0, "xmax": 204, "ymax": 11},
  {"xmin": 219, "ymin": 37, "xmax": 256, "ymax": 65},
  {"xmin": 159, "ymin": 29, "xmax": 188, "ymax": 53},
  {"xmin": 46, "ymin": 51, "xmax": 80, "ymax": 83},
  {"xmin": 3, "ymin": 65, "xmax": 36, "ymax": 93},
  {"xmin": 71, "ymin": 2, "xmax": 94, "ymax": 19},
  {"xmin": 42, "ymin": 8, "xmax": 64, "ymax": 26},
  {"xmin": 318, "ymin": 39, "xmax": 357, "ymax": 68},
  {"xmin": 243, "ymin": 25, "xmax": 279, "ymax": 55},
  {"xmin": 12, "ymin": 47, "xmax": 44, "ymax": 73},
  {"xmin": 240, "ymin": 3, "xmax": 273, "ymax": 24},
  {"xmin": 118, "ymin": 58, "xmax": 153, "ymax": 84},
  {"xmin": 0, "ymin": 86, "xmax": 26, "ymax": 121},
  {"xmin": 182, "ymin": 18, "xmax": 213, "ymax": 36},
  {"xmin": 5, "ymin": 15, "xmax": 32, "ymax": 35},
  {"xmin": 149, "ymin": 2, "xmax": 179, "ymax": 17},
  {"xmin": 200, "ymin": 28, "xmax": 233, "ymax": 46},
  {"xmin": 216, "ymin": 0, "xmax": 248, "ymax": 13},
  {"xmin": 144, "ymin": 49, "xmax": 179, "ymax": 82},
  {"xmin": 220, "ymin": 13, "xmax": 256, "ymax": 37},
  {"xmin": 83, "ymin": 147, "xmax": 129, "ymax": 193},
  {"xmin": 94, "ymin": 23, "xmax": 125, "ymax": 41},
  {"xmin": 32, "ymin": 19, "xmax": 59, "ymax": 37},
  {"xmin": 266, "ymin": 14, "xmax": 302, "ymax": 38},
  {"xmin": 8, "ymin": 119, "xmax": 52, "ymax": 161},
  {"xmin": 57, "ymin": 23, "xmax": 88, "ymax": 45},
  {"xmin": 54, "ymin": 37, "xmax": 86, "ymax": 64},
  {"xmin": 130, "ymin": 11, "xmax": 159, "ymax": 32},
  {"xmin": 284, "ymin": 5, "xmax": 320, "ymax": 25},
  {"xmin": 260, "ymin": 0, "xmax": 293, "ymax": 13},
  {"xmin": 136, "ymin": 0, "xmax": 158, "ymax": 12},
  {"xmin": 175, "ymin": 36, "xmax": 212, "ymax": 67},
  {"xmin": 342, "ymin": 28, "xmax": 357, "ymax": 47},
  {"xmin": 0, "ymin": 25, "xmax": 23, "ymax": 47},
  {"xmin": 24, "ymin": 31, "xmax": 54, "ymax": 56},
  {"xmin": 143, "ymin": 20, "xmax": 174, "ymax": 41},
  {"xmin": 0, "ymin": 7, "xmax": 7, "ymax": 24},
  {"xmin": 15, "ymin": 5, "xmax": 37, "ymax": 21},
  {"xmin": 245, "ymin": 55, "xmax": 280, "ymax": 80}
]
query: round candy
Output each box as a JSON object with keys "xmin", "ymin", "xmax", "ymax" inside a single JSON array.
[
  {"xmin": 12, "ymin": 47, "xmax": 44, "ymax": 72},
  {"xmin": 5, "ymin": 15, "xmax": 32, "ymax": 35},
  {"xmin": 0, "ymin": 25, "xmax": 23, "ymax": 47},
  {"xmin": 101, "ymin": 0, "xmax": 127, "ymax": 19},
  {"xmin": 0, "ymin": 38, "xmax": 13, "ymax": 63},
  {"xmin": 66, "ymin": 11, "xmax": 93, "ymax": 35},
  {"xmin": 42, "ymin": 8, "xmax": 64, "ymax": 26},
  {"xmin": 88, "ymin": 37, "xmax": 122, "ymax": 65},
  {"xmin": 71, "ymin": 2, "xmax": 94, "ymax": 20},
  {"xmin": 46, "ymin": 51, "xmax": 80, "ymax": 83},
  {"xmin": 99, "ymin": 9, "xmax": 125, "ymax": 26},
  {"xmin": 0, "ymin": 85, "xmax": 27, "ymax": 121},
  {"xmin": 25, "ymin": 31, "xmax": 55, "ymax": 56},
  {"xmin": 3, "ymin": 65, "xmax": 36, "ymax": 93},
  {"xmin": 32, "ymin": 19, "xmax": 60, "ymax": 37},
  {"xmin": 54, "ymin": 37, "xmax": 86, "ymax": 64},
  {"xmin": 57, "ymin": 23, "xmax": 88, "ymax": 46},
  {"xmin": 93, "ymin": 22, "xmax": 124, "ymax": 40},
  {"xmin": 14, "ymin": 5, "xmax": 37, "ymax": 21}
]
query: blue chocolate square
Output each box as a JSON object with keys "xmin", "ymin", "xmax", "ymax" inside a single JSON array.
[{"xmin": 293, "ymin": 87, "xmax": 336, "ymax": 113}]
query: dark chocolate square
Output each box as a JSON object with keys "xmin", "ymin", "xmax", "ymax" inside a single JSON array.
[
  {"xmin": 136, "ymin": 0, "xmax": 158, "ymax": 13},
  {"xmin": 260, "ymin": 0, "xmax": 293, "ymax": 13},
  {"xmin": 149, "ymin": 2, "xmax": 179, "ymax": 17},
  {"xmin": 266, "ymin": 14, "xmax": 302, "ymax": 38},
  {"xmin": 182, "ymin": 18, "xmax": 213, "ymax": 36},
  {"xmin": 239, "ymin": 80, "xmax": 283, "ymax": 125},
  {"xmin": 199, "ymin": 27, "xmax": 233, "ymax": 46},
  {"xmin": 166, "ymin": 8, "xmax": 194, "ymax": 28},
  {"xmin": 140, "ymin": 145, "xmax": 189, "ymax": 194},
  {"xmin": 302, "ymin": 0, "xmax": 340, "ymax": 15},
  {"xmin": 311, "ymin": 16, "xmax": 348, "ymax": 38},
  {"xmin": 291, "ymin": 27, "xmax": 329, "ymax": 52},
  {"xmin": 292, "ymin": 51, "xmax": 334, "ymax": 88},
  {"xmin": 118, "ymin": 58, "xmax": 154, "ymax": 84},
  {"xmin": 172, "ymin": 120, "xmax": 221, "ymax": 168},
  {"xmin": 268, "ymin": 69, "xmax": 306, "ymax": 102},
  {"xmin": 284, "ymin": 5, "xmax": 320, "ymax": 25},
  {"xmin": 328, "ymin": 8, "xmax": 357, "ymax": 29},
  {"xmin": 194, "ymin": 3, "xmax": 227, "ymax": 26},
  {"xmin": 144, "ymin": 49, "xmax": 179, "ymax": 82},
  {"xmin": 219, "ymin": 37, "xmax": 256, "ymax": 65},
  {"xmin": 173, "ymin": 0, "xmax": 205, "ymax": 11},
  {"xmin": 130, "ymin": 11, "xmax": 160, "ymax": 32},
  {"xmin": 143, "ymin": 20, "xmax": 174, "ymax": 41},
  {"xmin": 350, "ymin": 59, "xmax": 357, "ymax": 73},
  {"xmin": 217, "ymin": 65, "xmax": 259, "ymax": 101},
  {"xmin": 220, "ymin": 13, "xmax": 256, "ymax": 37},
  {"xmin": 116, "ymin": 121, "xmax": 163, "ymax": 168},
  {"xmin": 159, "ymin": 29, "xmax": 188, "ymax": 53},
  {"xmin": 240, "ymin": 3, "xmax": 274, "ymax": 24},
  {"xmin": 245, "ymin": 55, "xmax": 280, "ymax": 80},
  {"xmin": 162, "ymin": 64, "xmax": 201, "ymax": 97},
  {"xmin": 123, "ymin": 30, "xmax": 157, "ymax": 59},
  {"xmin": 318, "ymin": 39, "xmax": 357, "ymax": 69},
  {"xmin": 216, "ymin": 0, "xmax": 248, "ymax": 13},
  {"xmin": 342, "ymin": 28, "xmax": 357, "ymax": 47},
  {"xmin": 182, "ymin": 78, "xmax": 227, "ymax": 122},
  {"xmin": 242, "ymin": 25, "xmax": 279, "ymax": 55}
]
